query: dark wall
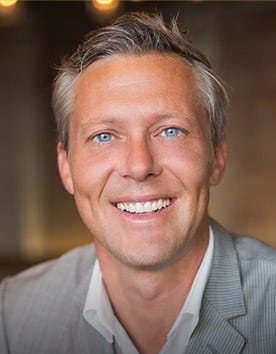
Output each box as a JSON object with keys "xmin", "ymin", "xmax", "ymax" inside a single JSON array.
[{"xmin": 1, "ymin": 1, "xmax": 276, "ymax": 277}]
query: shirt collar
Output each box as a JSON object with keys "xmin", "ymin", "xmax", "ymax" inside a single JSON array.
[
  {"xmin": 83, "ymin": 259, "xmax": 114, "ymax": 343},
  {"xmin": 83, "ymin": 226, "xmax": 214, "ymax": 346}
]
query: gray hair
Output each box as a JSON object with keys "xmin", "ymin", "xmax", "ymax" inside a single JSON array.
[{"xmin": 52, "ymin": 12, "xmax": 228, "ymax": 151}]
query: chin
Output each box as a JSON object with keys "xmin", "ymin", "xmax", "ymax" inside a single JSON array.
[{"xmin": 111, "ymin": 244, "xmax": 185, "ymax": 272}]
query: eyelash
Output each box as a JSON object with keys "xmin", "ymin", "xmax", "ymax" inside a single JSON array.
[
  {"xmin": 92, "ymin": 132, "xmax": 114, "ymax": 144},
  {"xmin": 160, "ymin": 127, "xmax": 185, "ymax": 138}
]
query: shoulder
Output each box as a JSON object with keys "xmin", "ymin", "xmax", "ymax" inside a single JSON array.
[
  {"xmin": 0, "ymin": 244, "xmax": 97, "ymax": 351},
  {"xmin": 228, "ymin": 229, "xmax": 276, "ymax": 276},
  {"xmin": 233, "ymin": 234, "xmax": 276, "ymax": 263},
  {"xmin": 209, "ymin": 220, "xmax": 276, "ymax": 345},
  {"xmin": 211, "ymin": 219, "xmax": 276, "ymax": 297},
  {"xmin": 232, "ymin": 233, "xmax": 276, "ymax": 296},
  {"xmin": 211, "ymin": 218, "xmax": 276, "ymax": 266},
  {"xmin": 213, "ymin": 223, "xmax": 276, "ymax": 351},
  {"xmin": 1, "ymin": 243, "xmax": 96, "ymax": 294}
]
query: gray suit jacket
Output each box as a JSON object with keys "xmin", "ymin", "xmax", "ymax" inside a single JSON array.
[{"xmin": 1, "ymin": 221, "xmax": 276, "ymax": 354}]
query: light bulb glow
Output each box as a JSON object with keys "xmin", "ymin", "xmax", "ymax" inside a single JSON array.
[
  {"xmin": 97, "ymin": 0, "xmax": 113, "ymax": 3},
  {"xmin": 0, "ymin": 0, "xmax": 17, "ymax": 8},
  {"xmin": 92, "ymin": 0, "xmax": 119, "ymax": 11}
]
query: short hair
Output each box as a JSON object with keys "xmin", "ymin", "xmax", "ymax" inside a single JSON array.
[{"xmin": 52, "ymin": 12, "xmax": 228, "ymax": 151}]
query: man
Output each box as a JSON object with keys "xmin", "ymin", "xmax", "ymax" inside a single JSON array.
[{"xmin": 1, "ymin": 12, "xmax": 276, "ymax": 354}]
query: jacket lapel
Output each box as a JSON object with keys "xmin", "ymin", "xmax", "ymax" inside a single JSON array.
[
  {"xmin": 185, "ymin": 300, "xmax": 245, "ymax": 353},
  {"xmin": 185, "ymin": 221, "xmax": 246, "ymax": 353}
]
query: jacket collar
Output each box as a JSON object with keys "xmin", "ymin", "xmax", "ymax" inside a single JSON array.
[{"xmin": 185, "ymin": 220, "xmax": 246, "ymax": 353}]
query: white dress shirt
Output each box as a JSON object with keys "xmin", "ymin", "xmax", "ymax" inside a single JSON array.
[{"xmin": 83, "ymin": 227, "xmax": 214, "ymax": 354}]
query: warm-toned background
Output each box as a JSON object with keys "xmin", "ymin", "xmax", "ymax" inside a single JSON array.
[{"xmin": 1, "ymin": 1, "xmax": 276, "ymax": 279}]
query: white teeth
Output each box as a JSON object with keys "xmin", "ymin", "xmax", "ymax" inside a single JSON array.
[
  {"xmin": 129, "ymin": 203, "xmax": 135, "ymax": 213},
  {"xmin": 144, "ymin": 201, "xmax": 152, "ymax": 212},
  {"xmin": 116, "ymin": 199, "xmax": 171, "ymax": 214},
  {"xmin": 135, "ymin": 202, "xmax": 143, "ymax": 213},
  {"xmin": 157, "ymin": 199, "xmax": 162, "ymax": 210}
]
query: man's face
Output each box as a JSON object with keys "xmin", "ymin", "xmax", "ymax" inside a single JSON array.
[{"xmin": 58, "ymin": 53, "xmax": 226, "ymax": 270}]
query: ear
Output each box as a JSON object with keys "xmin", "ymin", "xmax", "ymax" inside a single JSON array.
[
  {"xmin": 209, "ymin": 136, "xmax": 227, "ymax": 186},
  {"xmin": 57, "ymin": 142, "xmax": 74, "ymax": 195}
]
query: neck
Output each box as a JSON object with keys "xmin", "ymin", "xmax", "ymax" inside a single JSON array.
[{"xmin": 95, "ymin": 229, "xmax": 209, "ymax": 354}]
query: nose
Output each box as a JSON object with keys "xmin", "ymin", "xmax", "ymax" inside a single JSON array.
[{"xmin": 119, "ymin": 136, "xmax": 162, "ymax": 181}]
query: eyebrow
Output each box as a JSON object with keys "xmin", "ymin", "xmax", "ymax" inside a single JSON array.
[
  {"xmin": 79, "ymin": 117, "xmax": 124, "ymax": 131},
  {"xmin": 81, "ymin": 112, "xmax": 192, "ymax": 125}
]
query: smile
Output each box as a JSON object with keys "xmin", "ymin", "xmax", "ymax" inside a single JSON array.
[{"xmin": 116, "ymin": 199, "xmax": 171, "ymax": 214}]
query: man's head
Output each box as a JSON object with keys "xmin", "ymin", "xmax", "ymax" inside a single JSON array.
[
  {"xmin": 52, "ymin": 12, "xmax": 227, "ymax": 152},
  {"xmin": 54, "ymin": 12, "xmax": 227, "ymax": 271}
]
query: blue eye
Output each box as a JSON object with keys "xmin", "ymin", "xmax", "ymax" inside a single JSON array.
[
  {"xmin": 161, "ymin": 127, "xmax": 182, "ymax": 137},
  {"xmin": 93, "ymin": 132, "xmax": 114, "ymax": 143}
]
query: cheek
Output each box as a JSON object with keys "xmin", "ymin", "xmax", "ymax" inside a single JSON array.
[
  {"xmin": 161, "ymin": 141, "xmax": 211, "ymax": 185},
  {"xmin": 69, "ymin": 150, "xmax": 116, "ymax": 199}
]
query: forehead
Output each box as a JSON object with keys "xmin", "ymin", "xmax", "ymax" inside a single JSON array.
[
  {"xmin": 76, "ymin": 52, "xmax": 197, "ymax": 92},
  {"xmin": 83, "ymin": 52, "xmax": 192, "ymax": 79},
  {"xmin": 72, "ymin": 53, "xmax": 204, "ymax": 122}
]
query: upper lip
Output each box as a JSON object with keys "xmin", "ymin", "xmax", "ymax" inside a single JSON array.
[{"xmin": 111, "ymin": 195, "xmax": 174, "ymax": 204}]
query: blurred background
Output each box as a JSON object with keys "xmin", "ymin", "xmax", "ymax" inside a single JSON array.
[{"xmin": 1, "ymin": 0, "xmax": 276, "ymax": 279}]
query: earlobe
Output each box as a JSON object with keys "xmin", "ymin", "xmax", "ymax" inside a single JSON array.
[
  {"xmin": 209, "ymin": 137, "xmax": 227, "ymax": 186},
  {"xmin": 57, "ymin": 142, "xmax": 74, "ymax": 195}
]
